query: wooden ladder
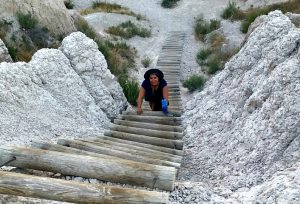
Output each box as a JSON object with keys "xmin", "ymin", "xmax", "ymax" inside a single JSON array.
[{"xmin": 0, "ymin": 32, "xmax": 186, "ymax": 204}]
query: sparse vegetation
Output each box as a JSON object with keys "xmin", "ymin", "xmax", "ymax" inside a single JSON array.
[
  {"xmin": 81, "ymin": 1, "xmax": 144, "ymax": 20},
  {"xmin": 183, "ymin": 75, "xmax": 206, "ymax": 92},
  {"xmin": 161, "ymin": 0, "xmax": 180, "ymax": 8},
  {"xmin": 64, "ymin": 0, "xmax": 74, "ymax": 9},
  {"xmin": 106, "ymin": 21, "xmax": 151, "ymax": 39},
  {"xmin": 221, "ymin": 0, "xmax": 300, "ymax": 33},
  {"xmin": 141, "ymin": 57, "xmax": 151, "ymax": 68},
  {"xmin": 17, "ymin": 13, "xmax": 38, "ymax": 30},
  {"xmin": 194, "ymin": 17, "xmax": 220, "ymax": 40}
]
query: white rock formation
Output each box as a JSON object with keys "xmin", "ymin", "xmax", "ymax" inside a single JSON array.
[
  {"xmin": 0, "ymin": 39, "xmax": 12, "ymax": 62},
  {"xmin": 180, "ymin": 10, "xmax": 300, "ymax": 202},
  {"xmin": 59, "ymin": 32, "xmax": 128, "ymax": 119},
  {"xmin": 0, "ymin": 32, "xmax": 127, "ymax": 146},
  {"xmin": 0, "ymin": 0, "xmax": 76, "ymax": 35}
]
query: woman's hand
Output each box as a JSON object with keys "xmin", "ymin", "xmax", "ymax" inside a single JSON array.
[{"xmin": 137, "ymin": 107, "xmax": 143, "ymax": 115}]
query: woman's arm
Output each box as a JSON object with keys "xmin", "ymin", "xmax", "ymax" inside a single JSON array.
[
  {"xmin": 162, "ymin": 86, "xmax": 169, "ymax": 102},
  {"xmin": 136, "ymin": 87, "xmax": 145, "ymax": 114}
]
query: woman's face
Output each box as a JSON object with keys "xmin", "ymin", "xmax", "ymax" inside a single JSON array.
[{"xmin": 149, "ymin": 74, "xmax": 159, "ymax": 86}]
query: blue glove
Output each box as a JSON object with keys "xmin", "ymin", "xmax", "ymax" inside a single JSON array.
[{"xmin": 161, "ymin": 99, "xmax": 168, "ymax": 114}]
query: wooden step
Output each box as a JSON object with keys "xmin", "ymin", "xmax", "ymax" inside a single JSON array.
[
  {"xmin": 104, "ymin": 130, "xmax": 183, "ymax": 150},
  {"xmin": 114, "ymin": 118, "xmax": 183, "ymax": 132},
  {"xmin": 76, "ymin": 139, "xmax": 182, "ymax": 163},
  {"xmin": 87, "ymin": 135, "xmax": 184, "ymax": 156},
  {"xmin": 0, "ymin": 171, "xmax": 169, "ymax": 204},
  {"xmin": 118, "ymin": 115, "xmax": 182, "ymax": 126},
  {"xmin": 110, "ymin": 124, "xmax": 183, "ymax": 140},
  {"xmin": 0, "ymin": 146, "xmax": 176, "ymax": 190},
  {"xmin": 58, "ymin": 139, "xmax": 181, "ymax": 168}
]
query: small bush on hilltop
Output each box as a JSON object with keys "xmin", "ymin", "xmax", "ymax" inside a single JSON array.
[
  {"xmin": 183, "ymin": 75, "xmax": 206, "ymax": 92},
  {"xmin": 221, "ymin": 1, "xmax": 245, "ymax": 20},
  {"xmin": 64, "ymin": 0, "xmax": 74, "ymax": 9},
  {"xmin": 106, "ymin": 21, "xmax": 151, "ymax": 39},
  {"xmin": 141, "ymin": 57, "xmax": 151, "ymax": 68},
  {"xmin": 161, "ymin": 0, "xmax": 180, "ymax": 8},
  {"xmin": 221, "ymin": 0, "xmax": 300, "ymax": 33},
  {"xmin": 194, "ymin": 17, "xmax": 220, "ymax": 41},
  {"xmin": 81, "ymin": 1, "xmax": 144, "ymax": 20}
]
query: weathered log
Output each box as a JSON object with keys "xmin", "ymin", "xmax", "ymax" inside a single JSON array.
[
  {"xmin": 58, "ymin": 139, "xmax": 181, "ymax": 168},
  {"xmin": 0, "ymin": 146, "xmax": 176, "ymax": 191},
  {"xmin": 88, "ymin": 135, "xmax": 184, "ymax": 156},
  {"xmin": 76, "ymin": 138, "xmax": 182, "ymax": 163},
  {"xmin": 32, "ymin": 142, "xmax": 120, "ymax": 160},
  {"xmin": 0, "ymin": 171, "xmax": 169, "ymax": 204},
  {"xmin": 104, "ymin": 130, "xmax": 183, "ymax": 150},
  {"xmin": 110, "ymin": 124, "xmax": 183, "ymax": 140},
  {"xmin": 114, "ymin": 118, "xmax": 183, "ymax": 132}
]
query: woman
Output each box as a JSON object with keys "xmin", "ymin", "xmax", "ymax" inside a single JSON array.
[{"xmin": 137, "ymin": 68, "xmax": 168, "ymax": 114}]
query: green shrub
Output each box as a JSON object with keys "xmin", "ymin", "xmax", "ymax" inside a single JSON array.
[
  {"xmin": 221, "ymin": 1, "xmax": 245, "ymax": 20},
  {"xmin": 196, "ymin": 48, "xmax": 212, "ymax": 65},
  {"xmin": 161, "ymin": 0, "xmax": 180, "ymax": 8},
  {"xmin": 17, "ymin": 13, "xmax": 37, "ymax": 29},
  {"xmin": 106, "ymin": 21, "xmax": 151, "ymax": 39},
  {"xmin": 141, "ymin": 57, "xmax": 151, "ymax": 68},
  {"xmin": 64, "ymin": 0, "xmax": 74, "ymax": 9},
  {"xmin": 183, "ymin": 75, "xmax": 205, "ymax": 92},
  {"xmin": 206, "ymin": 55, "xmax": 221, "ymax": 74},
  {"xmin": 194, "ymin": 17, "xmax": 220, "ymax": 41},
  {"xmin": 209, "ymin": 19, "xmax": 221, "ymax": 31}
]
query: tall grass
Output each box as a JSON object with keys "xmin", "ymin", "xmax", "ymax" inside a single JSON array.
[
  {"xmin": 106, "ymin": 21, "xmax": 151, "ymax": 39},
  {"xmin": 118, "ymin": 77, "xmax": 139, "ymax": 106}
]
